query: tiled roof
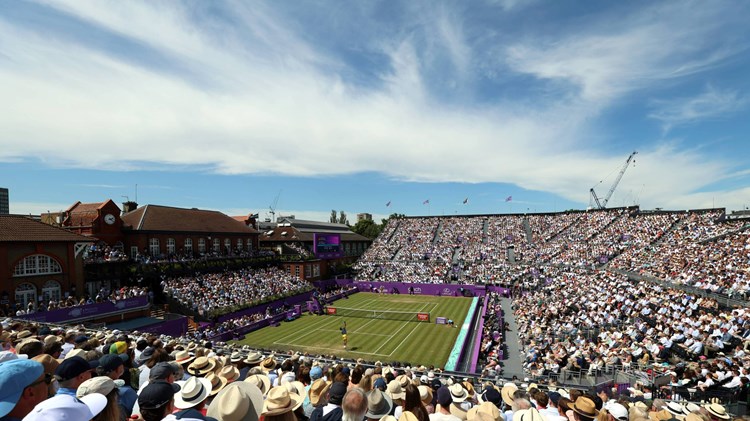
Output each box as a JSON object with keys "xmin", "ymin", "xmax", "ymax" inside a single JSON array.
[
  {"xmin": 121, "ymin": 205, "xmax": 259, "ymax": 234},
  {"xmin": 65, "ymin": 201, "xmax": 107, "ymax": 226},
  {"xmin": 0, "ymin": 215, "xmax": 94, "ymax": 242}
]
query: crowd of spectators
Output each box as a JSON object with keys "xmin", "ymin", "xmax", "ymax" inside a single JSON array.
[
  {"xmin": 162, "ymin": 267, "xmax": 310, "ymax": 318},
  {"xmin": 2, "ymin": 286, "xmax": 149, "ymax": 317}
]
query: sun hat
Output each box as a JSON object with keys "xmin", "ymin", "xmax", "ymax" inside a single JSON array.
[
  {"xmin": 418, "ymin": 385, "xmax": 433, "ymax": 405},
  {"xmin": 704, "ymin": 403, "xmax": 730, "ymax": 420},
  {"xmin": 261, "ymin": 386, "xmax": 303, "ymax": 416},
  {"xmin": 282, "ymin": 380, "xmax": 306, "ymax": 398},
  {"xmin": 366, "ymin": 389, "xmax": 394, "ymax": 419},
  {"xmin": 501, "ymin": 383, "xmax": 518, "ymax": 406},
  {"xmin": 230, "ymin": 352, "xmax": 243, "ymax": 363},
  {"xmin": 608, "ymin": 403, "xmax": 629, "ymax": 421},
  {"xmin": 207, "ymin": 382, "xmax": 264, "ymax": 421},
  {"xmin": 387, "ymin": 380, "xmax": 406, "ymax": 401},
  {"xmin": 463, "ymin": 381, "xmax": 475, "ymax": 397},
  {"xmin": 399, "ymin": 411, "xmax": 420, "ymax": 421},
  {"xmin": 329, "ymin": 382, "xmax": 348, "ymax": 406},
  {"xmin": 449, "ymin": 383, "xmax": 468, "ymax": 403},
  {"xmin": 649, "ymin": 409, "xmax": 673, "ymax": 421},
  {"xmin": 188, "ymin": 356, "xmax": 217, "ymax": 376},
  {"xmin": 175, "ymin": 350, "xmax": 195, "ymax": 366},
  {"xmin": 666, "ymin": 402, "xmax": 688, "ymax": 417},
  {"xmin": 572, "ymin": 397, "xmax": 599, "ymax": 419},
  {"xmin": 244, "ymin": 352, "xmax": 263, "ymax": 365},
  {"xmin": 244, "ymin": 373, "xmax": 271, "ymax": 396},
  {"xmin": 174, "ymin": 377, "xmax": 213, "ymax": 409},
  {"xmin": 512, "ymin": 408, "xmax": 545, "ymax": 421},
  {"xmin": 31, "ymin": 354, "xmax": 59, "ymax": 377},
  {"xmin": 382, "ymin": 416, "xmax": 398, "ymax": 421},
  {"xmin": 219, "ymin": 365, "xmax": 240, "ymax": 383},
  {"xmin": 55, "ymin": 356, "xmax": 99, "ymax": 381},
  {"xmin": 396, "ymin": 374, "xmax": 411, "ymax": 388},
  {"xmin": 206, "ymin": 373, "xmax": 227, "ymax": 397},
  {"xmin": 77, "ymin": 376, "xmax": 123, "ymax": 398},
  {"xmin": 23, "ymin": 393, "xmax": 107, "ymax": 421},
  {"xmin": 0, "ymin": 360, "xmax": 44, "ymax": 418},
  {"xmin": 309, "ymin": 378, "xmax": 331, "ymax": 407},
  {"xmin": 64, "ymin": 348, "xmax": 88, "ymax": 360},
  {"xmin": 260, "ymin": 356, "xmax": 277, "ymax": 372},
  {"xmin": 469, "ymin": 401, "xmax": 501, "ymax": 421}
]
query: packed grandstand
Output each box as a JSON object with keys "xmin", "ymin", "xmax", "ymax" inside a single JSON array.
[{"xmin": 1, "ymin": 207, "xmax": 749, "ymax": 420}]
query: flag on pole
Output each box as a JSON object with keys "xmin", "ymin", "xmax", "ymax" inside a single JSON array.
[
  {"xmin": 423, "ymin": 199, "xmax": 430, "ymax": 205},
  {"xmin": 505, "ymin": 196, "xmax": 512, "ymax": 202},
  {"xmin": 463, "ymin": 197, "xmax": 468, "ymax": 204},
  {"xmin": 386, "ymin": 201, "xmax": 391, "ymax": 207}
]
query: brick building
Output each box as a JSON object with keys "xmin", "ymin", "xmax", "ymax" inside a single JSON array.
[{"xmin": 0, "ymin": 215, "xmax": 92, "ymax": 311}]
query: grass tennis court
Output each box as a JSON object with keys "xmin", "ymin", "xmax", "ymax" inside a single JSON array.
[{"xmin": 234, "ymin": 292, "xmax": 474, "ymax": 367}]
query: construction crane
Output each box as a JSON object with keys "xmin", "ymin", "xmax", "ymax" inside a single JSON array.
[
  {"xmin": 589, "ymin": 151, "xmax": 638, "ymax": 209},
  {"xmin": 268, "ymin": 190, "xmax": 282, "ymax": 223}
]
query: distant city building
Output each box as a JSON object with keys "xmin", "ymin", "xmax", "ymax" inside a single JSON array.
[
  {"xmin": 0, "ymin": 188, "xmax": 8, "ymax": 214},
  {"xmin": 357, "ymin": 213, "xmax": 372, "ymax": 221}
]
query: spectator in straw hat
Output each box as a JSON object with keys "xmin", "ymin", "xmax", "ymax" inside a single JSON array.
[
  {"xmin": 418, "ymin": 385, "xmax": 434, "ymax": 414},
  {"xmin": 703, "ymin": 403, "xmax": 730, "ymax": 421},
  {"xmin": 205, "ymin": 373, "xmax": 227, "ymax": 399},
  {"xmin": 308, "ymin": 378, "xmax": 332, "ymax": 418},
  {"xmin": 206, "ymin": 382, "xmax": 263, "ymax": 421},
  {"xmin": 448, "ymin": 384, "xmax": 471, "ymax": 420},
  {"xmin": 311, "ymin": 382, "xmax": 347, "ymax": 421},
  {"xmin": 172, "ymin": 376, "xmax": 213, "ymax": 418},
  {"xmin": 219, "ymin": 365, "xmax": 240, "ymax": 384},
  {"xmin": 245, "ymin": 373, "xmax": 271, "ymax": 396},
  {"xmin": 513, "ymin": 408, "xmax": 545, "ymax": 421},
  {"xmin": 31, "ymin": 354, "xmax": 59, "ymax": 399},
  {"xmin": 571, "ymin": 397, "xmax": 599, "ymax": 421},
  {"xmin": 366, "ymin": 389, "xmax": 393, "ymax": 421},
  {"xmin": 263, "ymin": 386, "xmax": 304, "ymax": 421},
  {"xmin": 188, "ymin": 357, "xmax": 217, "ymax": 378}
]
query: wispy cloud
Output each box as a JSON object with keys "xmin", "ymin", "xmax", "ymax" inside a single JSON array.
[
  {"xmin": 0, "ymin": 1, "xmax": 748, "ymax": 214},
  {"xmin": 649, "ymin": 86, "xmax": 747, "ymax": 131}
]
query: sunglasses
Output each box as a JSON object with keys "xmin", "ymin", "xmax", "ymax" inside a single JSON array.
[{"xmin": 27, "ymin": 373, "xmax": 54, "ymax": 388}]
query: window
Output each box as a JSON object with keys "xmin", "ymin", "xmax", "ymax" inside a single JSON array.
[
  {"xmin": 295, "ymin": 266, "xmax": 300, "ymax": 278},
  {"xmin": 305, "ymin": 265, "xmax": 312, "ymax": 278},
  {"xmin": 15, "ymin": 283, "xmax": 37, "ymax": 308},
  {"xmin": 236, "ymin": 238, "xmax": 243, "ymax": 251},
  {"xmin": 185, "ymin": 238, "xmax": 193, "ymax": 254},
  {"xmin": 42, "ymin": 280, "xmax": 61, "ymax": 303},
  {"xmin": 313, "ymin": 264, "xmax": 320, "ymax": 277},
  {"xmin": 130, "ymin": 246, "xmax": 139, "ymax": 259},
  {"xmin": 166, "ymin": 238, "xmax": 176, "ymax": 254},
  {"xmin": 199, "ymin": 238, "xmax": 206, "ymax": 253},
  {"xmin": 149, "ymin": 238, "xmax": 160, "ymax": 256},
  {"xmin": 113, "ymin": 241, "xmax": 124, "ymax": 251},
  {"xmin": 213, "ymin": 238, "xmax": 220, "ymax": 252},
  {"xmin": 224, "ymin": 238, "xmax": 231, "ymax": 253},
  {"xmin": 13, "ymin": 255, "xmax": 62, "ymax": 277},
  {"xmin": 247, "ymin": 239, "xmax": 253, "ymax": 251}
]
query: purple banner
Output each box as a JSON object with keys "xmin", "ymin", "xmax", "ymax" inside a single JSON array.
[
  {"xmin": 469, "ymin": 294, "xmax": 492, "ymax": 373},
  {"xmin": 216, "ymin": 291, "xmax": 314, "ymax": 323},
  {"xmin": 138, "ymin": 317, "xmax": 189, "ymax": 337},
  {"xmin": 352, "ymin": 281, "xmax": 502, "ymax": 297},
  {"xmin": 20, "ymin": 296, "xmax": 149, "ymax": 323}
]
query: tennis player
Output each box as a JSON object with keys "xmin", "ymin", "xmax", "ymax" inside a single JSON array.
[{"xmin": 340, "ymin": 321, "xmax": 348, "ymax": 349}]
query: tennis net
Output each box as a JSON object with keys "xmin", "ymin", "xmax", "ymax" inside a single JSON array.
[{"xmin": 326, "ymin": 306, "xmax": 430, "ymax": 322}]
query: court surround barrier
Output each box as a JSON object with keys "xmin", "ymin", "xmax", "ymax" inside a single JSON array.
[{"xmin": 326, "ymin": 306, "xmax": 430, "ymax": 322}]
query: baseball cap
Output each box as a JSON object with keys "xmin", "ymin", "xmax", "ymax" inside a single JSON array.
[
  {"xmin": 374, "ymin": 377, "xmax": 387, "ymax": 391},
  {"xmin": 99, "ymin": 353, "xmax": 128, "ymax": 373},
  {"xmin": 23, "ymin": 393, "xmax": 107, "ymax": 421},
  {"xmin": 77, "ymin": 376, "xmax": 123, "ymax": 398},
  {"xmin": 437, "ymin": 386, "xmax": 452, "ymax": 407},
  {"xmin": 329, "ymin": 382, "xmax": 347, "ymax": 405},
  {"xmin": 139, "ymin": 381, "xmax": 181, "ymax": 410},
  {"xmin": 150, "ymin": 362, "xmax": 178, "ymax": 381},
  {"xmin": 109, "ymin": 341, "xmax": 128, "ymax": 355},
  {"xmin": 0, "ymin": 360, "xmax": 44, "ymax": 418},
  {"xmin": 608, "ymin": 403, "xmax": 628, "ymax": 421},
  {"xmin": 310, "ymin": 366, "xmax": 323, "ymax": 380},
  {"xmin": 55, "ymin": 356, "xmax": 100, "ymax": 381},
  {"xmin": 74, "ymin": 335, "xmax": 89, "ymax": 344}
]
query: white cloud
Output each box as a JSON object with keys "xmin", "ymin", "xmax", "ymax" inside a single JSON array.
[
  {"xmin": 10, "ymin": 202, "xmax": 72, "ymax": 215},
  {"xmin": 0, "ymin": 1, "xmax": 748, "ymax": 214},
  {"xmin": 649, "ymin": 86, "xmax": 747, "ymax": 131}
]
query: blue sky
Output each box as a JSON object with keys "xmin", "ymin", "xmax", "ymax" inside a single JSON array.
[{"xmin": 1, "ymin": 0, "xmax": 749, "ymax": 222}]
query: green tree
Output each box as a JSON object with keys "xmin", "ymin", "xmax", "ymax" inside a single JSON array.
[
  {"xmin": 339, "ymin": 210, "xmax": 348, "ymax": 226},
  {"xmin": 330, "ymin": 209, "xmax": 338, "ymax": 223},
  {"xmin": 352, "ymin": 218, "xmax": 382, "ymax": 239}
]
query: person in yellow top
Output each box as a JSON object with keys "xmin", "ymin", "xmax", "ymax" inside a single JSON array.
[{"xmin": 340, "ymin": 322, "xmax": 348, "ymax": 349}]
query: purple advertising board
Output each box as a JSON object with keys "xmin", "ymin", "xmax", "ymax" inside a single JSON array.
[
  {"xmin": 20, "ymin": 295, "xmax": 150, "ymax": 323},
  {"xmin": 313, "ymin": 233, "xmax": 343, "ymax": 259},
  {"xmin": 352, "ymin": 281, "xmax": 505, "ymax": 297},
  {"xmin": 139, "ymin": 317, "xmax": 190, "ymax": 337}
]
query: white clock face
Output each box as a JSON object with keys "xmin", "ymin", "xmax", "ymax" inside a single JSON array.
[{"xmin": 104, "ymin": 214, "xmax": 116, "ymax": 225}]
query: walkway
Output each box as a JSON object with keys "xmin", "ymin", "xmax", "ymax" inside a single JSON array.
[{"xmin": 499, "ymin": 296, "xmax": 525, "ymax": 379}]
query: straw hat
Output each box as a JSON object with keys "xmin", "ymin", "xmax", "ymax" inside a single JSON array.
[
  {"xmin": 649, "ymin": 410, "xmax": 673, "ymax": 421},
  {"xmin": 399, "ymin": 411, "xmax": 420, "ymax": 421},
  {"xmin": 665, "ymin": 402, "xmax": 687, "ymax": 418},
  {"xmin": 462, "ymin": 381, "xmax": 475, "ymax": 398},
  {"xmin": 469, "ymin": 402, "xmax": 501, "ymax": 421},
  {"xmin": 174, "ymin": 350, "xmax": 194, "ymax": 366},
  {"xmin": 396, "ymin": 374, "xmax": 411, "ymax": 388},
  {"xmin": 262, "ymin": 386, "xmax": 303, "ymax": 416},
  {"xmin": 230, "ymin": 352, "xmax": 243, "ymax": 363},
  {"xmin": 501, "ymin": 383, "xmax": 518, "ymax": 406},
  {"xmin": 418, "ymin": 385, "xmax": 433, "ymax": 405},
  {"xmin": 261, "ymin": 356, "xmax": 277, "ymax": 372},
  {"xmin": 366, "ymin": 389, "xmax": 394, "ymax": 419},
  {"xmin": 206, "ymin": 382, "xmax": 263, "ymax": 421},
  {"xmin": 187, "ymin": 356, "xmax": 216, "ymax": 376},
  {"xmin": 704, "ymin": 403, "xmax": 730, "ymax": 420},
  {"xmin": 308, "ymin": 379, "xmax": 331, "ymax": 406},
  {"xmin": 244, "ymin": 352, "xmax": 263, "ymax": 365},
  {"xmin": 282, "ymin": 380, "xmax": 306, "ymax": 398},
  {"xmin": 386, "ymin": 380, "xmax": 406, "ymax": 400},
  {"xmin": 245, "ymin": 374, "xmax": 271, "ymax": 396},
  {"xmin": 572, "ymin": 397, "xmax": 599, "ymax": 419},
  {"xmin": 205, "ymin": 373, "xmax": 227, "ymax": 397},
  {"xmin": 174, "ymin": 377, "xmax": 213, "ymax": 409},
  {"xmin": 512, "ymin": 408, "xmax": 546, "ymax": 421},
  {"xmin": 449, "ymin": 383, "xmax": 468, "ymax": 403},
  {"xmin": 219, "ymin": 365, "xmax": 240, "ymax": 383}
]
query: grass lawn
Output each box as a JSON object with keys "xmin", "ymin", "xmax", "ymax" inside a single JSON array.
[{"xmin": 234, "ymin": 292, "xmax": 473, "ymax": 368}]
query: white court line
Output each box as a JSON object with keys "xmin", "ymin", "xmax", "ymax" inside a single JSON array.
[
  {"xmin": 272, "ymin": 314, "xmax": 341, "ymax": 345},
  {"xmin": 370, "ymin": 301, "xmax": 432, "ymax": 355},
  {"xmin": 318, "ymin": 328, "xmax": 392, "ymax": 337},
  {"xmin": 272, "ymin": 343, "xmax": 391, "ymax": 356},
  {"xmin": 387, "ymin": 302, "xmax": 439, "ymax": 356}
]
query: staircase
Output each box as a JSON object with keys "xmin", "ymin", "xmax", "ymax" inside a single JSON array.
[
  {"xmin": 150, "ymin": 305, "xmax": 168, "ymax": 319},
  {"xmin": 187, "ymin": 317, "xmax": 200, "ymax": 335},
  {"xmin": 523, "ymin": 218, "xmax": 533, "ymax": 245}
]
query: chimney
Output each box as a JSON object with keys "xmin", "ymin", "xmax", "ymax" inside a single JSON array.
[{"xmin": 122, "ymin": 201, "xmax": 138, "ymax": 214}]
